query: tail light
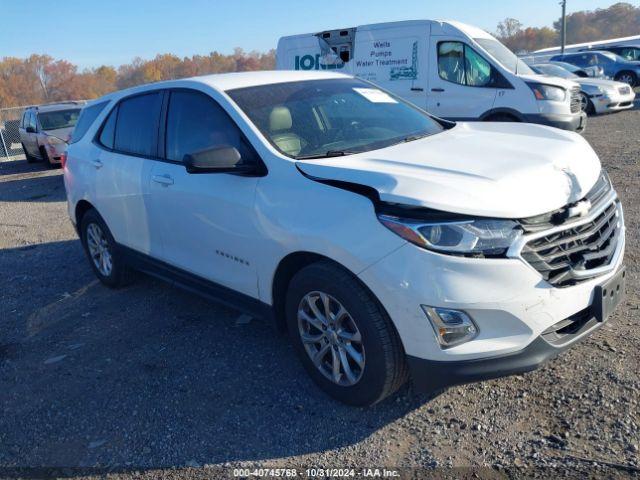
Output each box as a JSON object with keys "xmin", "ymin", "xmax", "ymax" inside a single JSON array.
[{"xmin": 60, "ymin": 152, "xmax": 68, "ymax": 169}]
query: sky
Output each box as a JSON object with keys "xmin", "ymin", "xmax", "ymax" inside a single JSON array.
[{"xmin": 0, "ymin": 0, "xmax": 627, "ymax": 69}]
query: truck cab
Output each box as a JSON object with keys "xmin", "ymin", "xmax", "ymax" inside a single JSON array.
[{"xmin": 277, "ymin": 20, "xmax": 586, "ymax": 132}]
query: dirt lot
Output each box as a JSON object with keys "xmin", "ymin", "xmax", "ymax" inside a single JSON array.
[{"xmin": 1, "ymin": 108, "xmax": 639, "ymax": 478}]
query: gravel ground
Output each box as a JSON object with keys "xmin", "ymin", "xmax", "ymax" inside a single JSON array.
[{"xmin": 1, "ymin": 107, "xmax": 639, "ymax": 479}]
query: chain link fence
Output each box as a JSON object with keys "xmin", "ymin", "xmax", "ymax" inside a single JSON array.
[{"xmin": 0, "ymin": 106, "xmax": 27, "ymax": 161}]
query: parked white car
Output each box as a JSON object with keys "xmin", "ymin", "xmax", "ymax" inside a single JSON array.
[
  {"xmin": 64, "ymin": 71, "xmax": 626, "ymax": 406},
  {"xmin": 531, "ymin": 63, "xmax": 636, "ymax": 114},
  {"xmin": 277, "ymin": 20, "xmax": 587, "ymax": 132}
]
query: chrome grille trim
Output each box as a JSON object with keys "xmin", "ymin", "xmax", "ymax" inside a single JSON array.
[
  {"xmin": 508, "ymin": 189, "xmax": 624, "ymax": 287},
  {"xmin": 569, "ymin": 86, "xmax": 582, "ymax": 114}
]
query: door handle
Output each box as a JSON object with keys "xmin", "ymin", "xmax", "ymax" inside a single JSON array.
[
  {"xmin": 431, "ymin": 88, "xmax": 445, "ymax": 92},
  {"xmin": 410, "ymin": 87, "xmax": 424, "ymax": 91},
  {"xmin": 152, "ymin": 174, "xmax": 174, "ymax": 186},
  {"xmin": 91, "ymin": 159, "xmax": 103, "ymax": 169}
]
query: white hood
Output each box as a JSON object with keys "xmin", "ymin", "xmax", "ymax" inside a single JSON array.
[
  {"xmin": 518, "ymin": 73, "xmax": 580, "ymax": 91},
  {"xmin": 296, "ymin": 122, "xmax": 601, "ymax": 219}
]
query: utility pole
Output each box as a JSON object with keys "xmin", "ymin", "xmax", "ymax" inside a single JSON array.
[{"xmin": 560, "ymin": 0, "xmax": 567, "ymax": 54}]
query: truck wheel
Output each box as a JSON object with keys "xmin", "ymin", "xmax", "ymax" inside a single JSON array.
[
  {"xmin": 615, "ymin": 71, "xmax": 637, "ymax": 87},
  {"xmin": 285, "ymin": 261, "xmax": 408, "ymax": 406},
  {"xmin": 80, "ymin": 208, "xmax": 134, "ymax": 288},
  {"xmin": 21, "ymin": 143, "xmax": 36, "ymax": 163}
]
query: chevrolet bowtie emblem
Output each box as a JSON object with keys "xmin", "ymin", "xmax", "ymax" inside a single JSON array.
[{"xmin": 568, "ymin": 200, "xmax": 592, "ymax": 218}]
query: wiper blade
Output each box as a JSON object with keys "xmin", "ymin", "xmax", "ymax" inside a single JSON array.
[
  {"xmin": 296, "ymin": 150, "xmax": 356, "ymax": 160},
  {"xmin": 403, "ymin": 132, "xmax": 431, "ymax": 143}
]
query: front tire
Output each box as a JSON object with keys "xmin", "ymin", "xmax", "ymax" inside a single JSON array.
[
  {"xmin": 21, "ymin": 143, "xmax": 36, "ymax": 163},
  {"xmin": 579, "ymin": 92, "xmax": 594, "ymax": 115},
  {"xmin": 484, "ymin": 113, "xmax": 519, "ymax": 122},
  {"xmin": 285, "ymin": 261, "xmax": 408, "ymax": 406},
  {"xmin": 80, "ymin": 209, "xmax": 133, "ymax": 288}
]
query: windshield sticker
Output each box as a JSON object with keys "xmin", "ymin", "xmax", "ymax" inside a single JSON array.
[{"xmin": 353, "ymin": 88, "xmax": 397, "ymax": 103}]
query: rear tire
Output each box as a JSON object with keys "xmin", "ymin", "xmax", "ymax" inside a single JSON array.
[
  {"xmin": 21, "ymin": 143, "xmax": 36, "ymax": 163},
  {"xmin": 80, "ymin": 208, "xmax": 134, "ymax": 288},
  {"xmin": 615, "ymin": 71, "xmax": 637, "ymax": 87},
  {"xmin": 285, "ymin": 261, "xmax": 408, "ymax": 406}
]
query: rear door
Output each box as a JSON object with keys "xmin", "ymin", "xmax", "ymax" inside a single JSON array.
[
  {"xmin": 91, "ymin": 91, "xmax": 162, "ymax": 256},
  {"xmin": 146, "ymin": 88, "xmax": 261, "ymax": 298},
  {"xmin": 426, "ymin": 39, "xmax": 497, "ymax": 119}
]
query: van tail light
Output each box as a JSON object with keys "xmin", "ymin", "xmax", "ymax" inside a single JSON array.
[{"xmin": 60, "ymin": 152, "xmax": 68, "ymax": 169}]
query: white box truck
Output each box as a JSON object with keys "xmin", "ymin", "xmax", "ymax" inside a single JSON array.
[{"xmin": 277, "ymin": 20, "xmax": 587, "ymax": 132}]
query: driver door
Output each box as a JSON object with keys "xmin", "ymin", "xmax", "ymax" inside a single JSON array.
[
  {"xmin": 427, "ymin": 39, "xmax": 497, "ymax": 119},
  {"xmin": 147, "ymin": 88, "xmax": 262, "ymax": 298}
]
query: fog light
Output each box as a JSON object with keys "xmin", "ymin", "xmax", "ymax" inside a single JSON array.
[{"xmin": 421, "ymin": 306, "xmax": 478, "ymax": 348}]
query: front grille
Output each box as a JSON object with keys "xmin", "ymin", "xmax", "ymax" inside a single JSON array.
[
  {"xmin": 521, "ymin": 200, "xmax": 621, "ymax": 287},
  {"xmin": 569, "ymin": 86, "xmax": 582, "ymax": 113},
  {"xmin": 619, "ymin": 86, "xmax": 631, "ymax": 95},
  {"xmin": 518, "ymin": 171, "xmax": 612, "ymax": 233}
]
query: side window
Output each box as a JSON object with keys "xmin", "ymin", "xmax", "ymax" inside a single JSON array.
[
  {"xmin": 70, "ymin": 101, "xmax": 109, "ymax": 144},
  {"xmin": 571, "ymin": 55, "xmax": 588, "ymax": 67},
  {"xmin": 438, "ymin": 42, "xmax": 465, "ymax": 84},
  {"xmin": 99, "ymin": 106, "xmax": 118, "ymax": 149},
  {"xmin": 113, "ymin": 92, "xmax": 162, "ymax": 157},
  {"xmin": 464, "ymin": 47, "xmax": 492, "ymax": 86},
  {"xmin": 21, "ymin": 112, "xmax": 28, "ymax": 128},
  {"xmin": 165, "ymin": 90, "xmax": 255, "ymax": 164},
  {"xmin": 438, "ymin": 42, "xmax": 494, "ymax": 87},
  {"xmin": 596, "ymin": 53, "xmax": 612, "ymax": 65}
]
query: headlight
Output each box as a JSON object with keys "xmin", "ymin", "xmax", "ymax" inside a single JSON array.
[
  {"xmin": 527, "ymin": 82, "xmax": 566, "ymax": 102},
  {"xmin": 377, "ymin": 214, "xmax": 522, "ymax": 256},
  {"xmin": 46, "ymin": 136, "xmax": 65, "ymax": 146}
]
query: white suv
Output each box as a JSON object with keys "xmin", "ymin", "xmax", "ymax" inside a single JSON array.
[{"xmin": 64, "ymin": 71, "xmax": 625, "ymax": 406}]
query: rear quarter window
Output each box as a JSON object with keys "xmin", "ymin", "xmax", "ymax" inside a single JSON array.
[
  {"xmin": 70, "ymin": 101, "xmax": 109, "ymax": 144},
  {"xmin": 113, "ymin": 92, "xmax": 162, "ymax": 157}
]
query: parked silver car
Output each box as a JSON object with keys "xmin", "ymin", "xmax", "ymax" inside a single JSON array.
[
  {"xmin": 532, "ymin": 63, "xmax": 635, "ymax": 114},
  {"xmin": 19, "ymin": 102, "xmax": 84, "ymax": 166}
]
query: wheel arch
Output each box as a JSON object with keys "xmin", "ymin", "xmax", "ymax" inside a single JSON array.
[
  {"xmin": 75, "ymin": 199, "xmax": 95, "ymax": 229},
  {"xmin": 270, "ymin": 251, "xmax": 394, "ymax": 335},
  {"xmin": 480, "ymin": 108, "xmax": 525, "ymax": 122}
]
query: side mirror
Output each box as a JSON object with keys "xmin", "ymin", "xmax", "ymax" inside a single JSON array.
[
  {"xmin": 26, "ymin": 126, "xmax": 36, "ymax": 133},
  {"xmin": 183, "ymin": 145, "xmax": 256, "ymax": 174}
]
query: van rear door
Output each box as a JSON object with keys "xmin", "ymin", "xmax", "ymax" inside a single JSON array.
[
  {"xmin": 352, "ymin": 24, "xmax": 428, "ymax": 109},
  {"xmin": 427, "ymin": 37, "xmax": 497, "ymax": 119}
]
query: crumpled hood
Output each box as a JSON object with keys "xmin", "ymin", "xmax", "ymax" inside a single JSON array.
[{"xmin": 296, "ymin": 122, "xmax": 602, "ymax": 219}]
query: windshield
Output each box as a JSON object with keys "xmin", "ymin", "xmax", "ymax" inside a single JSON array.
[
  {"xmin": 38, "ymin": 109, "xmax": 81, "ymax": 130},
  {"xmin": 227, "ymin": 79, "xmax": 444, "ymax": 159},
  {"xmin": 474, "ymin": 38, "xmax": 534, "ymax": 75},
  {"xmin": 533, "ymin": 64, "xmax": 577, "ymax": 79}
]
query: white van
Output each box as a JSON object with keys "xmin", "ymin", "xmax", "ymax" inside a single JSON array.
[{"xmin": 277, "ymin": 20, "xmax": 587, "ymax": 132}]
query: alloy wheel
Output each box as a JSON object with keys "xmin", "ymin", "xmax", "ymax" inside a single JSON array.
[
  {"xmin": 297, "ymin": 291, "xmax": 365, "ymax": 386},
  {"xmin": 86, "ymin": 223, "xmax": 113, "ymax": 277}
]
